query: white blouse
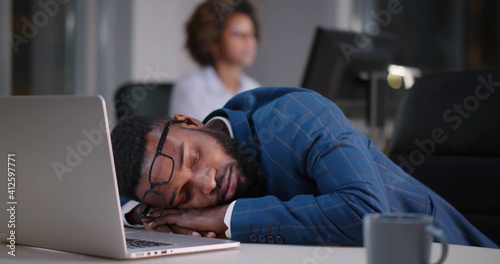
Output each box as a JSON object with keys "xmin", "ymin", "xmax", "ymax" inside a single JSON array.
[{"xmin": 169, "ymin": 66, "xmax": 261, "ymax": 120}]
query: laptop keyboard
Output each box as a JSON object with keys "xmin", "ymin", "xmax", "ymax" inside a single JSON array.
[{"xmin": 126, "ymin": 238, "xmax": 172, "ymax": 249}]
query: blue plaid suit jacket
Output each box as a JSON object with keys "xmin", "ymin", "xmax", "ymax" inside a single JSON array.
[{"xmin": 205, "ymin": 87, "xmax": 498, "ymax": 248}]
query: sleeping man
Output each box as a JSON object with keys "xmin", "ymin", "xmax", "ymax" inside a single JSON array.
[{"xmin": 112, "ymin": 87, "xmax": 497, "ymax": 248}]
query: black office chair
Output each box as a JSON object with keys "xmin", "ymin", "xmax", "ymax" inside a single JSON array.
[
  {"xmin": 388, "ymin": 71, "xmax": 500, "ymax": 245},
  {"xmin": 114, "ymin": 83, "xmax": 173, "ymax": 120}
]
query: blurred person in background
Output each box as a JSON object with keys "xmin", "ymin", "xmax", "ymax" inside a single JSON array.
[{"xmin": 169, "ymin": 0, "xmax": 262, "ymax": 120}]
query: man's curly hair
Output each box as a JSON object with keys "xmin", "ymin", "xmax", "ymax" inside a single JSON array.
[
  {"xmin": 185, "ymin": 0, "xmax": 261, "ymax": 66},
  {"xmin": 111, "ymin": 116, "xmax": 173, "ymax": 201}
]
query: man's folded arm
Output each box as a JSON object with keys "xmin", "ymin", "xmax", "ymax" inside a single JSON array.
[
  {"xmin": 229, "ymin": 186, "xmax": 389, "ymax": 245},
  {"xmin": 229, "ymin": 136, "xmax": 392, "ymax": 244}
]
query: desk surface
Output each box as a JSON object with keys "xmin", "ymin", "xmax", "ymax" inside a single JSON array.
[{"xmin": 2, "ymin": 243, "xmax": 500, "ymax": 264}]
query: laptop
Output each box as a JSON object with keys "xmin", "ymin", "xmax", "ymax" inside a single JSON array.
[{"xmin": 0, "ymin": 95, "xmax": 240, "ymax": 259}]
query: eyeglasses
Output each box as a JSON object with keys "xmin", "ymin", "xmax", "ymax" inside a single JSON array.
[{"xmin": 139, "ymin": 119, "xmax": 188, "ymax": 220}]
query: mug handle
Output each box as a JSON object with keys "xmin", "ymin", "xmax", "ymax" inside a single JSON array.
[{"xmin": 425, "ymin": 225, "xmax": 448, "ymax": 264}]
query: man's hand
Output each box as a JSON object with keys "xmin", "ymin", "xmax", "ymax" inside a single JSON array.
[
  {"xmin": 142, "ymin": 204, "xmax": 230, "ymax": 238},
  {"xmin": 143, "ymin": 218, "xmax": 216, "ymax": 238}
]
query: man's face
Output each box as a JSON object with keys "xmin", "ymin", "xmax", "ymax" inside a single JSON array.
[{"xmin": 136, "ymin": 119, "xmax": 263, "ymax": 210}]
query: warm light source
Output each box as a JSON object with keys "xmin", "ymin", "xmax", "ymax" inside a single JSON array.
[
  {"xmin": 387, "ymin": 73, "xmax": 403, "ymax": 89},
  {"xmin": 387, "ymin": 64, "xmax": 422, "ymax": 89}
]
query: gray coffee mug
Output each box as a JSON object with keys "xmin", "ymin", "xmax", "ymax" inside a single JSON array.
[{"xmin": 363, "ymin": 213, "xmax": 448, "ymax": 264}]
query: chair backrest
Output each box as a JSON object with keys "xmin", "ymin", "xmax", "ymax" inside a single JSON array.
[
  {"xmin": 388, "ymin": 71, "xmax": 500, "ymax": 245},
  {"xmin": 114, "ymin": 83, "xmax": 173, "ymax": 120}
]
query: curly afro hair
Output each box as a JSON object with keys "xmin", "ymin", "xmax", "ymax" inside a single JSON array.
[{"xmin": 111, "ymin": 116, "xmax": 173, "ymax": 201}]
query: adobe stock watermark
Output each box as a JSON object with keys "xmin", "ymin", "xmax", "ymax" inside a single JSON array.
[
  {"xmin": 8, "ymin": 0, "xmax": 70, "ymax": 54},
  {"xmin": 340, "ymin": 0, "xmax": 411, "ymax": 63},
  {"xmin": 51, "ymin": 64, "xmax": 170, "ymax": 183},
  {"xmin": 213, "ymin": 0, "xmax": 243, "ymax": 21},
  {"xmin": 7, "ymin": 153, "xmax": 17, "ymax": 256},
  {"xmin": 397, "ymin": 74, "xmax": 499, "ymax": 174},
  {"xmin": 236, "ymin": 102, "xmax": 298, "ymax": 163},
  {"xmin": 302, "ymin": 235, "xmax": 338, "ymax": 264},
  {"xmin": 51, "ymin": 120, "xmax": 107, "ymax": 183}
]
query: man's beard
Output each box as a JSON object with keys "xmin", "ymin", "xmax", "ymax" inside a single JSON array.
[{"xmin": 199, "ymin": 128, "xmax": 266, "ymax": 202}]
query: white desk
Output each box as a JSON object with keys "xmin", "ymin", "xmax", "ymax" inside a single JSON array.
[{"xmin": 2, "ymin": 243, "xmax": 500, "ymax": 264}]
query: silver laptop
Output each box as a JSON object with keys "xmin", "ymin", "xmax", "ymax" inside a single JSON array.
[{"xmin": 0, "ymin": 95, "xmax": 239, "ymax": 259}]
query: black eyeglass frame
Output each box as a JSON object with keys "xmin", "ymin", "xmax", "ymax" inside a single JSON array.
[{"xmin": 139, "ymin": 119, "xmax": 188, "ymax": 220}]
